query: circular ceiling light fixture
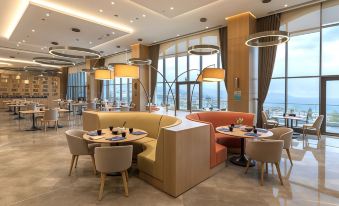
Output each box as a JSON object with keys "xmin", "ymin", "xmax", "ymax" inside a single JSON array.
[
  {"xmin": 33, "ymin": 57, "xmax": 75, "ymax": 66},
  {"xmin": 188, "ymin": 44, "xmax": 220, "ymax": 55},
  {"xmin": 245, "ymin": 30, "xmax": 290, "ymax": 47},
  {"xmin": 127, "ymin": 58, "xmax": 151, "ymax": 66},
  {"xmin": 49, "ymin": 46, "xmax": 101, "ymax": 59}
]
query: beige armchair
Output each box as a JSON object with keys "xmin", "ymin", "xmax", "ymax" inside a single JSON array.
[
  {"xmin": 95, "ymin": 146, "xmax": 133, "ymax": 200},
  {"xmin": 302, "ymin": 115, "xmax": 324, "ymax": 140},
  {"xmin": 65, "ymin": 129, "xmax": 99, "ymax": 176},
  {"xmin": 262, "ymin": 111, "xmax": 279, "ymax": 129},
  {"xmin": 268, "ymin": 127, "xmax": 294, "ymax": 165},
  {"xmin": 245, "ymin": 139, "xmax": 284, "ymax": 186},
  {"xmin": 40, "ymin": 109, "xmax": 58, "ymax": 132}
]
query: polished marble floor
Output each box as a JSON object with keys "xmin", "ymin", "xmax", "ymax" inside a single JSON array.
[{"xmin": 0, "ymin": 109, "xmax": 339, "ymax": 206}]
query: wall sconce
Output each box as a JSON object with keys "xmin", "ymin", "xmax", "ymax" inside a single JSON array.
[{"xmin": 234, "ymin": 77, "xmax": 240, "ymax": 89}]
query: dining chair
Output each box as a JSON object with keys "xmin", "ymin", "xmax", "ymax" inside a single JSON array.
[
  {"xmin": 86, "ymin": 102, "xmax": 97, "ymax": 111},
  {"xmin": 302, "ymin": 115, "xmax": 324, "ymax": 140},
  {"xmin": 262, "ymin": 111, "xmax": 279, "ymax": 129},
  {"xmin": 65, "ymin": 129, "xmax": 100, "ymax": 176},
  {"xmin": 267, "ymin": 127, "xmax": 294, "ymax": 165},
  {"xmin": 40, "ymin": 109, "xmax": 58, "ymax": 132},
  {"xmin": 95, "ymin": 146, "xmax": 133, "ymax": 200},
  {"xmin": 245, "ymin": 139, "xmax": 284, "ymax": 186}
]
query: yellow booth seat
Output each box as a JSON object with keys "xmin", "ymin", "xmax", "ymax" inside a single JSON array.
[{"xmin": 83, "ymin": 112, "xmax": 180, "ymax": 181}]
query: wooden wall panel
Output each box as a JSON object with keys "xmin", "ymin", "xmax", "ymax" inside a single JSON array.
[{"xmin": 226, "ymin": 12, "xmax": 256, "ymax": 113}]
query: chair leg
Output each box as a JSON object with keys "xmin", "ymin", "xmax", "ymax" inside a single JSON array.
[
  {"xmin": 317, "ymin": 130, "xmax": 321, "ymax": 140},
  {"xmin": 121, "ymin": 171, "xmax": 129, "ymax": 197},
  {"xmin": 265, "ymin": 163, "xmax": 269, "ymax": 174},
  {"xmin": 55, "ymin": 120, "xmax": 58, "ymax": 131},
  {"xmin": 90, "ymin": 155, "xmax": 97, "ymax": 175},
  {"xmin": 302, "ymin": 126, "xmax": 306, "ymax": 140},
  {"xmin": 44, "ymin": 122, "xmax": 47, "ymax": 132},
  {"xmin": 275, "ymin": 162, "xmax": 284, "ymax": 186},
  {"xmin": 125, "ymin": 170, "xmax": 129, "ymax": 182},
  {"xmin": 74, "ymin": 155, "xmax": 79, "ymax": 168},
  {"xmin": 68, "ymin": 155, "xmax": 76, "ymax": 176},
  {"xmin": 260, "ymin": 162, "xmax": 265, "ymax": 186},
  {"xmin": 271, "ymin": 163, "xmax": 274, "ymax": 174},
  {"xmin": 244, "ymin": 158, "xmax": 251, "ymax": 174},
  {"xmin": 98, "ymin": 173, "xmax": 106, "ymax": 200},
  {"xmin": 286, "ymin": 149, "xmax": 293, "ymax": 166}
]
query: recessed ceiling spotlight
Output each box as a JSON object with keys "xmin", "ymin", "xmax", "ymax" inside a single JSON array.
[
  {"xmin": 18, "ymin": 41, "xmax": 21, "ymax": 44},
  {"xmin": 51, "ymin": 41, "xmax": 59, "ymax": 45},
  {"xmin": 130, "ymin": 20, "xmax": 134, "ymax": 23},
  {"xmin": 22, "ymin": 40, "xmax": 26, "ymax": 43},
  {"xmin": 137, "ymin": 38, "xmax": 143, "ymax": 42},
  {"xmin": 112, "ymin": 31, "xmax": 115, "ymax": 35},
  {"xmin": 170, "ymin": 7, "xmax": 174, "ymax": 10},
  {"xmin": 32, "ymin": 29, "xmax": 35, "ymax": 32},
  {"xmin": 177, "ymin": 34, "xmax": 180, "ymax": 37},
  {"xmin": 106, "ymin": 33, "xmax": 110, "ymax": 37},
  {"xmin": 205, "ymin": 26, "xmax": 209, "ymax": 29},
  {"xmin": 116, "ymin": 45, "xmax": 120, "ymax": 48},
  {"xmin": 284, "ymin": 4, "xmax": 288, "ymax": 7},
  {"xmin": 89, "ymin": 41, "xmax": 93, "ymax": 44},
  {"xmin": 17, "ymin": 44, "xmax": 20, "ymax": 47},
  {"xmin": 71, "ymin": 28, "xmax": 80, "ymax": 32},
  {"xmin": 153, "ymin": 41, "xmax": 157, "ymax": 43},
  {"xmin": 99, "ymin": 9, "xmax": 103, "ymax": 13},
  {"xmin": 200, "ymin": 17, "xmax": 207, "ymax": 22},
  {"xmin": 10, "ymin": 56, "xmax": 15, "ymax": 58},
  {"xmin": 111, "ymin": 1, "xmax": 115, "ymax": 5},
  {"xmin": 41, "ymin": 47, "xmax": 44, "ymax": 50},
  {"xmin": 262, "ymin": 0, "xmax": 271, "ymax": 3},
  {"xmin": 114, "ymin": 14, "xmax": 119, "ymax": 17},
  {"xmin": 46, "ymin": 12, "xmax": 50, "ymax": 16},
  {"xmin": 142, "ymin": 14, "xmax": 146, "ymax": 18}
]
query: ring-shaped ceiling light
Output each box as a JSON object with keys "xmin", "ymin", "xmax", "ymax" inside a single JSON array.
[
  {"xmin": 33, "ymin": 57, "xmax": 75, "ymax": 66},
  {"xmin": 24, "ymin": 65, "xmax": 57, "ymax": 71},
  {"xmin": 127, "ymin": 58, "xmax": 152, "ymax": 66},
  {"xmin": 49, "ymin": 46, "xmax": 101, "ymax": 59},
  {"xmin": 187, "ymin": 44, "xmax": 220, "ymax": 55},
  {"xmin": 245, "ymin": 31, "xmax": 290, "ymax": 47}
]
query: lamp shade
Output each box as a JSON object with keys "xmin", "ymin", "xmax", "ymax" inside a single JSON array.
[
  {"xmin": 24, "ymin": 79, "xmax": 29, "ymax": 84},
  {"xmin": 95, "ymin": 69, "xmax": 114, "ymax": 80},
  {"xmin": 202, "ymin": 68, "xmax": 225, "ymax": 82},
  {"xmin": 114, "ymin": 64, "xmax": 139, "ymax": 79}
]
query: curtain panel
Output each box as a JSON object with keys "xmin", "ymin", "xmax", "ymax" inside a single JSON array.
[
  {"xmin": 148, "ymin": 44, "xmax": 160, "ymax": 102},
  {"xmin": 257, "ymin": 14, "xmax": 281, "ymax": 127},
  {"xmin": 219, "ymin": 27, "xmax": 228, "ymax": 92}
]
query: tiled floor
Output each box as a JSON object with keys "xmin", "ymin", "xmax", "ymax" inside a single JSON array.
[{"xmin": 1, "ymin": 109, "xmax": 339, "ymax": 206}]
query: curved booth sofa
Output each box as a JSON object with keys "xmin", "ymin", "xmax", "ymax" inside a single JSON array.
[
  {"xmin": 186, "ymin": 111, "xmax": 255, "ymax": 165},
  {"xmin": 83, "ymin": 111, "xmax": 220, "ymax": 197}
]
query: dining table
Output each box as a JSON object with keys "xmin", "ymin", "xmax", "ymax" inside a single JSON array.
[
  {"xmin": 272, "ymin": 115, "xmax": 304, "ymax": 138},
  {"xmin": 19, "ymin": 110, "xmax": 45, "ymax": 131},
  {"xmin": 216, "ymin": 126, "xmax": 273, "ymax": 167},
  {"xmin": 83, "ymin": 128, "xmax": 148, "ymax": 145},
  {"xmin": 72, "ymin": 102, "xmax": 87, "ymax": 115}
]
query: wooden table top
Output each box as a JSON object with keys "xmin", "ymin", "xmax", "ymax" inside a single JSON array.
[
  {"xmin": 272, "ymin": 115, "xmax": 304, "ymax": 120},
  {"xmin": 216, "ymin": 126, "xmax": 273, "ymax": 139},
  {"xmin": 20, "ymin": 109, "xmax": 70, "ymax": 114},
  {"xmin": 8, "ymin": 104, "xmax": 26, "ymax": 107},
  {"xmin": 83, "ymin": 128, "xmax": 148, "ymax": 144}
]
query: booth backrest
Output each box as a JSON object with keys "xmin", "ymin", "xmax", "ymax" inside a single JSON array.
[
  {"xmin": 83, "ymin": 112, "xmax": 182, "ymax": 139},
  {"xmin": 195, "ymin": 111, "xmax": 255, "ymax": 129}
]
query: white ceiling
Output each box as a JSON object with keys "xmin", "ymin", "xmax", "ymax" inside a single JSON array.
[{"xmin": 0, "ymin": 0, "xmax": 316, "ymax": 70}]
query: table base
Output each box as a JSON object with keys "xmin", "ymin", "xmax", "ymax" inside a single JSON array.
[
  {"xmin": 14, "ymin": 116, "xmax": 25, "ymax": 120},
  {"xmin": 25, "ymin": 127, "xmax": 41, "ymax": 131},
  {"xmin": 230, "ymin": 155, "xmax": 255, "ymax": 167}
]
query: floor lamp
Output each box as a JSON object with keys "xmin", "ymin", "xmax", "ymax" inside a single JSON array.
[
  {"xmin": 164, "ymin": 66, "xmax": 225, "ymax": 114},
  {"xmin": 127, "ymin": 58, "xmax": 176, "ymax": 115}
]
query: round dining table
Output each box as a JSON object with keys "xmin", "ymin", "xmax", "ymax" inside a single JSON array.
[
  {"xmin": 216, "ymin": 126, "xmax": 273, "ymax": 167},
  {"xmin": 83, "ymin": 128, "xmax": 148, "ymax": 144}
]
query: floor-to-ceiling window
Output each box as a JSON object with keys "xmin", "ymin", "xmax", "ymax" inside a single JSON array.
[
  {"xmin": 264, "ymin": 1, "xmax": 339, "ymax": 133},
  {"xmin": 156, "ymin": 30, "xmax": 227, "ymax": 111},
  {"xmin": 66, "ymin": 71, "xmax": 87, "ymax": 100}
]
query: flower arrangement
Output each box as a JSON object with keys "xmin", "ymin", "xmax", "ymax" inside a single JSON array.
[{"xmin": 236, "ymin": 117, "xmax": 244, "ymax": 125}]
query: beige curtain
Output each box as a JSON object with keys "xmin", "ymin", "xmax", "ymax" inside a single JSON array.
[
  {"xmin": 257, "ymin": 14, "xmax": 281, "ymax": 127},
  {"xmin": 219, "ymin": 27, "xmax": 228, "ymax": 93},
  {"xmin": 148, "ymin": 44, "xmax": 160, "ymax": 102}
]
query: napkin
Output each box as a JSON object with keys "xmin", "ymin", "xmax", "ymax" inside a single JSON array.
[
  {"xmin": 106, "ymin": 136, "xmax": 126, "ymax": 141},
  {"xmin": 244, "ymin": 133, "xmax": 261, "ymax": 137},
  {"xmin": 256, "ymin": 128, "xmax": 268, "ymax": 133},
  {"xmin": 131, "ymin": 131, "xmax": 147, "ymax": 135},
  {"xmin": 218, "ymin": 128, "xmax": 230, "ymax": 132}
]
